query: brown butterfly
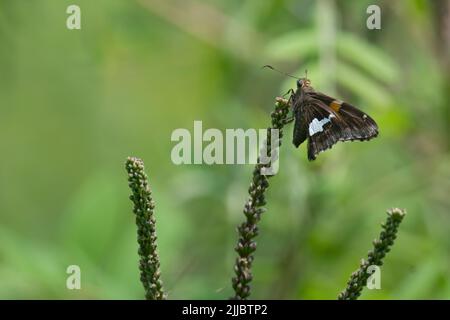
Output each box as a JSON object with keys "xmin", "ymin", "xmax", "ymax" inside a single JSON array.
[{"xmin": 265, "ymin": 66, "xmax": 379, "ymax": 160}]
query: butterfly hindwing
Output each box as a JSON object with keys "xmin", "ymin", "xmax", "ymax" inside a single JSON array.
[{"xmin": 292, "ymin": 102, "xmax": 308, "ymax": 147}]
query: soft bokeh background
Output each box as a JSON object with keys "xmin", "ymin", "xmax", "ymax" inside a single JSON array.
[{"xmin": 0, "ymin": 0, "xmax": 449, "ymax": 299}]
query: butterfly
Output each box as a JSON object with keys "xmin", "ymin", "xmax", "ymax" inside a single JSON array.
[
  {"xmin": 264, "ymin": 66, "xmax": 379, "ymax": 160},
  {"xmin": 289, "ymin": 77, "xmax": 378, "ymax": 160}
]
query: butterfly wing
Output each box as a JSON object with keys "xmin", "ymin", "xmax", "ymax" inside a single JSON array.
[
  {"xmin": 305, "ymin": 99, "xmax": 345, "ymax": 160},
  {"xmin": 296, "ymin": 92, "xmax": 378, "ymax": 160},
  {"xmin": 292, "ymin": 103, "xmax": 309, "ymax": 147},
  {"xmin": 311, "ymin": 92, "xmax": 379, "ymax": 141}
]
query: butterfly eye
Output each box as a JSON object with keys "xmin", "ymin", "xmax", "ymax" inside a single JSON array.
[{"xmin": 297, "ymin": 79, "xmax": 303, "ymax": 87}]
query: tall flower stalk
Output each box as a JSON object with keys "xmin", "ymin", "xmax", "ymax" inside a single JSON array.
[
  {"xmin": 231, "ymin": 97, "xmax": 290, "ymax": 299},
  {"xmin": 125, "ymin": 156, "xmax": 166, "ymax": 300},
  {"xmin": 338, "ymin": 208, "xmax": 406, "ymax": 300}
]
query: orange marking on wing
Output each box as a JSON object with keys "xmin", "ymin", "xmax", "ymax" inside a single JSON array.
[{"xmin": 330, "ymin": 100, "xmax": 342, "ymax": 112}]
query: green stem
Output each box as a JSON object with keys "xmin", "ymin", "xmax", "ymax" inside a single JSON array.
[
  {"xmin": 338, "ymin": 208, "xmax": 406, "ymax": 300},
  {"xmin": 231, "ymin": 97, "xmax": 291, "ymax": 299},
  {"xmin": 125, "ymin": 157, "xmax": 166, "ymax": 300}
]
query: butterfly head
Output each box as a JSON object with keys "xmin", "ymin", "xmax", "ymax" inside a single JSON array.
[
  {"xmin": 297, "ymin": 78, "xmax": 311, "ymax": 89},
  {"xmin": 297, "ymin": 69, "xmax": 311, "ymax": 89}
]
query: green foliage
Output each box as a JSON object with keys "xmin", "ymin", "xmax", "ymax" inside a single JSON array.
[
  {"xmin": 0, "ymin": 0, "xmax": 449, "ymax": 299},
  {"xmin": 265, "ymin": 30, "xmax": 398, "ymax": 106}
]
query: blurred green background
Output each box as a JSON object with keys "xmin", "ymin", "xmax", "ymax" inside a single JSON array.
[{"xmin": 0, "ymin": 0, "xmax": 449, "ymax": 299}]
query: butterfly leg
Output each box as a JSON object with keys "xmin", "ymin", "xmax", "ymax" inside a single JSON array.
[{"xmin": 282, "ymin": 88, "xmax": 295, "ymax": 98}]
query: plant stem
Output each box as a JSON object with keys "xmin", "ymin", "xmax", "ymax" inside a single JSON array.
[
  {"xmin": 125, "ymin": 156, "xmax": 166, "ymax": 300},
  {"xmin": 338, "ymin": 208, "xmax": 406, "ymax": 300},
  {"xmin": 231, "ymin": 97, "xmax": 291, "ymax": 299}
]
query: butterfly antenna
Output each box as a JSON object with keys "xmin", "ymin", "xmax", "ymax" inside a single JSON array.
[
  {"xmin": 305, "ymin": 69, "xmax": 308, "ymax": 80},
  {"xmin": 263, "ymin": 65, "xmax": 300, "ymax": 80}
]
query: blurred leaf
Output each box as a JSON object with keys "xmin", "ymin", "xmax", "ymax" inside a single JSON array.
[
  {"xmin": 264, "ymin": 29, "xmax": 317, "ymax": 61},
  {"xmin": 394, "ymin": 253, "xmax": 445, "ymax": 299},
  {"xmin": 0, "ymin": 227, "xmax": 64, "ymax": 298},
  {"xmin": 337, "ymin": 33, "xmax": 400, "ymax": 84},
  {"xmin": 336, "ymin": 62, "xmax": 393, "ymax": 107},
  {"xmin": 59, "ymin": 171, "xmax": 124, "ymax": 263}
]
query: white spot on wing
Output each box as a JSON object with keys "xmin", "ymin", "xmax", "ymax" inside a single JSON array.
[{"xmin": 309, "ymin": 115, "xmax": 334, "ymax": 136}]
